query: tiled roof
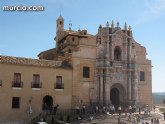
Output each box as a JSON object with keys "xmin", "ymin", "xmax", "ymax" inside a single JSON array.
[{"xmin": 0, "ymin": 55, "xmax": 62, "ymax": 68}]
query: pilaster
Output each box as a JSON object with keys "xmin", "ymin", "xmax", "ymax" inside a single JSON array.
[
  {"xmin": 104, "ymin": 69, "xmax": 110, "ymax": 105},
  {"xmin": 99, "ymin": 70, "xmax": 103, "ymax": 103}
]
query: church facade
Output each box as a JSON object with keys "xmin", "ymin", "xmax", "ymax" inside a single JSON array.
[
  {"xmin": 95, "ymin": 22, "xmax": 152, "ymax": 107},
  {"xmin": 0, "ymin": 16, "xmax": 152, "ymax": 122}
]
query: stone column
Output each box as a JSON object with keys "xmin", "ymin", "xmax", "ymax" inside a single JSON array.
[
  {"xmin": 124, "ymin": 38, "xmax": 127, "ymax": 61},
  {"xmin": 99, "ymin": 69, "xmax": 103, "ymax": 104},
  {"xmin": 104, "ymin": 69, "xmax": 110, "ymax": 105},
  {"xmin": 132, "ymin": 70, "xmax": 138, "ymax": 104},
  {"xmin": 105, "ymin": 42, "xmax": 110, "ymax": 67},
  {"xmin": 95, "ymin": 71, "xmax": 100, "ymax": 102},
  {"xmin": 106, "ymin": 26, "xmax": 110, "ymax": 60},
  {"xmin": 111, "ymin": 43, "xmax": 114, "ymax": 61},
  {"xmin": 131, "ymin": 71, "xmax": 134, "ymax": 100},
  {"xmin": 96, "ymin": 43, "xmax": 99, "ymax": 58},
  {"xmin": 128, "ymin": 71, "xmax": 132, "ymax": 101},
  {"xmin": 135, "ymin": 71, "xmax": 139, "ymax": 103},
  {"xmin": 127, "ymin": 38, "xmax": 132, "ymax": 104},
  {"xmin": 106, "ymin": 41, "xmax": 110, "ymax": 56}
]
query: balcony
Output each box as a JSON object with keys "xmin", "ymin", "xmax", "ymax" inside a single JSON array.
[
  {"xmin": 12, "ymin": 81, "xmax": 23, "ymax": 89},
  {"xmin": 31, "ymin": 82, "xmax": 42, "ymax": 89},
  {"xmin": 0, "ymin": 80, "xmax": 2, "ymax": 87},
  {"xmin": 54, "ymin": 83, "xmax": 64, "ymax": 91},
  {"xmin": 113, "ymin": 61, "xmax": 123, "ymax": 67}
]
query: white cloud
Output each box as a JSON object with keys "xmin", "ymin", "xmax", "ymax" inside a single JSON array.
[
  {"xmin": 136, "ymin": 0, "xmax": 165, "ymax": 24},
  {"xmin": 145, "ymin": 0, "xmax": 165, "ymax": 15}
]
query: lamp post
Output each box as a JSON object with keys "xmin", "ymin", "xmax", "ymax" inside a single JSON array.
[
  {"xmin": 27, "ymin": 96, "xmax": 33, "ymax": 123},
  {"xmin": 28, "ymin": 96, "xmax": 33, "ymax": 114}
]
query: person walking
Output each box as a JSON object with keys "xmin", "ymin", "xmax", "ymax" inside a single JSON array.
[{"xmin": 163, "ymin": 112, "xmax": 165, "ymax": 120}]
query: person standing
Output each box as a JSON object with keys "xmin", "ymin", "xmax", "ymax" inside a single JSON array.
[
  {"xmin": 133, "ymin": 105, "xmax": 136, "ymax": 113},
  {"xmin": 153, "ymin": 106, "xmax": 156, "ymax": 112},
  {"xmin": 118, "ymin": 106, "xmax": 122, "ymax": 115},
  {"xmin": 129, "ymin": 105, "xmax": 132, "ymax": 114},
  {"xmin": 110, "ymin": 105, "xmax": 113, "ymax": 114},
  {"xmin": 112, "ymin": 105, "xmax": 115, "ymax": 115},
  {"xmin": 156, "ymin": 118, "xmax": 159, "ymax": 124},
  {"xmin": 124, "ymin": 107, "xmax": 128, "ymax": 117},
  {"xmin": 53, "ymin": 104, "xmax": 59, "ymax": 115},
  {"xmin": 138, "ymin": 107, "xmax": 141, "ymax": 114},
  {"xmin": 95, "ymin": 105, "xmax": 99, "ymax": 113},
  {"xmin": 103, "ymin": 106, "xmax": 106, "ymax": 113},
  {"xmin": 151, "ymin": 118, "xmax": 154, "ymax": 124},
  {"xmin": 82, "ymin": 105, "xmax": 86, "ymax": 114},
  {"xmin": 75, "ymin": 105, "xmax": 80, "ymax": 115}
]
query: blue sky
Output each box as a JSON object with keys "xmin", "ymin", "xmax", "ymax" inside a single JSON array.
[{"xmin": 0, "ymin": 0, "xmax": 165, "ymax": 92}]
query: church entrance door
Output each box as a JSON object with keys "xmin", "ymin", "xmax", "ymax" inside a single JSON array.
[
  {"xmin": 110, "ymin": 88, "xmax": 120, "ymax": 108},
  {"xmin": 110, "ymin": 83, "xmax": 125, "ymax": 109}
]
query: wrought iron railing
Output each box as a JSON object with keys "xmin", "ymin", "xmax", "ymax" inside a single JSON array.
[
  {"xmin": 31, "ymin": 82, "xmax": 42, "ymax": 88},
  {"xmin": 54, "ymin": 83, "xmax": 64, "ymax": 89},
  {"xmin": 12, "ymin": 81, "xmax": 23, "ymax": 88},
  {"xmin": 0, "ymin": 80, "xmax": 2, "ymax": 87}
]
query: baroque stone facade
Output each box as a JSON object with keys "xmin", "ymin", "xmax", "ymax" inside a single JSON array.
[
  {"xmin": 95, "ymin": 21, "xmax": 150, "ymax": 107},
  {"xmin": 0, "ymin": 16, "xmax": 152, "ymax": 122}
]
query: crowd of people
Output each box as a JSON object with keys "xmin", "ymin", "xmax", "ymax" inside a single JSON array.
[
  {"xmin": 41, "ymin": 103, "xmax": 164, "ymax": 123},
  {"xmin": 74, "ymin": 104, "xmax": 164, "ymax": 123},
  {"xmin": 75, "ymin": 104, "xmax": 147, "ymax": 116},
  {"xmin": 42, "ymin": 103, "xmax": 59, "ymax": 115}
]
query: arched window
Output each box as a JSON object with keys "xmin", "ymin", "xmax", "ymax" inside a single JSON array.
[
  {"xmin": 114, "ymin": 46, "xmax": 122, "ymax": 61},
  {"xmin": 69, "ymin": 49, "xmax": 72, "ymax": 53},
  {"xmin": 72, "ymin": 37, "xmax": 75, "ymax": 42}
]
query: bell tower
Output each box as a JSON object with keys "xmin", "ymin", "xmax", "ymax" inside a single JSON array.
[
  {"xmin": 56, "ymin": 15, "xmax": 64, "ymax": 32},
  {"xmin": 56, "ymin": 15, "xmax": 64, "ymax": 50}
]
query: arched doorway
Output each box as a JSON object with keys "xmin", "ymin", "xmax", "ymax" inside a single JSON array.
[
  {"xmin": 42, "ymin": 95, "xmax": 53, "ymax": 110},
  {"xmin": 110, "ymin": 83, "xmax": 125, "ymax": 109},
  {"xmin": 110, "ymin": 88, "xmax": 120, "ymax": 108}
]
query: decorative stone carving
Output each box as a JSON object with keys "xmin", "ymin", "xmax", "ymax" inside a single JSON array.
[
  {"xmin": 105, "ymin": 61, "xmax": 110, "ymax": 66},
  {"xmin": 111, "ymin": 72, "xmax": 124, "ymax": 82}
]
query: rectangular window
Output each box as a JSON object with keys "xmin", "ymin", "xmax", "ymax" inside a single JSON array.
[
  {"xmin": 140, "ymin": 71, "xmax": 145, "ymax": 81},
  {"xmin": 33, "ymin": 74, "xmax": 40, "ymax": 83},
  {"xmin": 12, "ymin": 97, "xmax": 20, "ymax": 109},
  {"xmin": 83, "ymin": 66, "xmax": 90, "ymax": 78},
  {"xmin": 14, "ymin": 73, "xmax": 21, "ymax": 83},
  {"xmin": 55, "ymin": 76, "xmax": 64, "ymax": 89},
  {"xmin": 13, "ymin": 73, "xmax": 22, "ymax": 87},
  {"xmin": 32, "ymin": 74, "xmax": 41, "ymax": 88}
]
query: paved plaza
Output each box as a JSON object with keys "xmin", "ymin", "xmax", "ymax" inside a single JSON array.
[{"xmin": 71, "ymin": 111, "xmax": 165, "ymax": 124}]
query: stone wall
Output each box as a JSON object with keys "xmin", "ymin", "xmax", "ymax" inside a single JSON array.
[{"xmin": 0, "ymin": 61, "xmax": 72, "ymax": 122}]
